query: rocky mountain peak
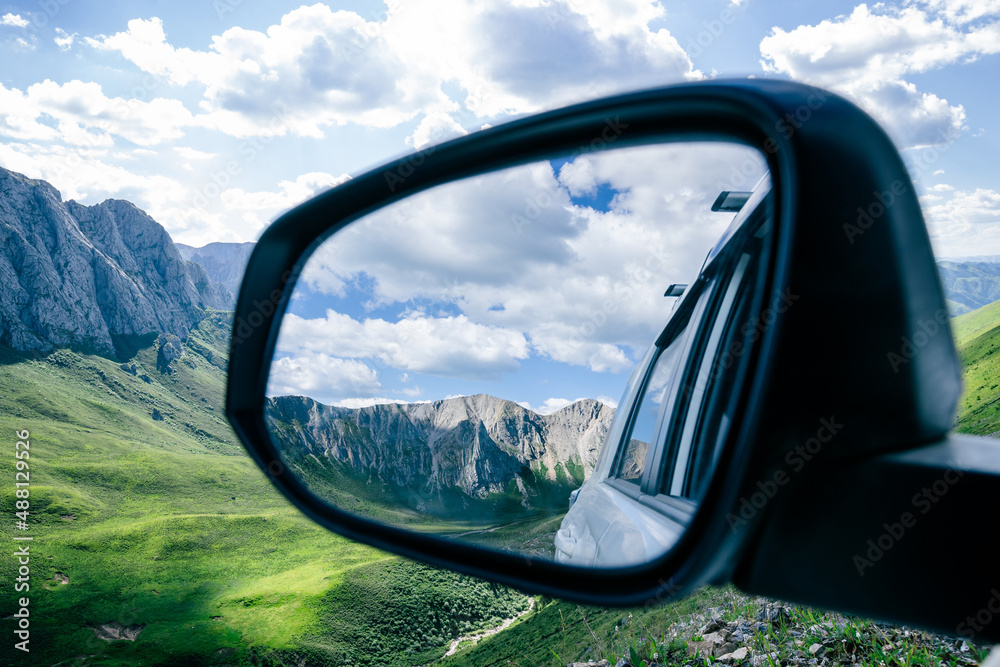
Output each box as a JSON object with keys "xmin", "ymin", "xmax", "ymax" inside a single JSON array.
[
  {"xmin": 0, "ymin": 165, "xmax": 231, "ymax": 355},
  {"xmin": 175, "ymin": 241, "xmax": 254, "ymax": 303},
  {"xmin": 266, "ymin": 393, "xmax": 616, "ymax": 501}
]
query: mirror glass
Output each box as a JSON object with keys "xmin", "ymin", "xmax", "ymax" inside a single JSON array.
[{"xmin": 265, "ymin": 142, "xmax": 770, "ymax": 567}]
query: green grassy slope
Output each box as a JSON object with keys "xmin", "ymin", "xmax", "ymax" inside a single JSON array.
[
  {"xmin": 951, "ymin": 298, "xmax": 1000, "ymax": 348},
  {"xmin": 951, "ymin": 299, "xmax": 1000, "ymax": 434},
  {"xmin": 5, "ymin": 297, "xmax": 999, "ymax": 666},
  {"xmin": 438, "ymin": 589, "xmax": 724, "ymax": 667},
  {"xmin": 0, "ymin": 314, "xmax": 528, "ymax": 667},
  {"xmin": 298, "ymin": 560, "xmax": 529, "ymax": 665},
  {"xmin": 442, "ymin": 586, "xmax": 986, "ymax": 667}
]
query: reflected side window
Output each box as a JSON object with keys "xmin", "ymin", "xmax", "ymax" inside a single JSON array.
[
  {"xmin": 612, "ymin": 282, "xmax": 717, "ymax": 487},
  {"xmin": 661, "ymin": 207, "xmax": 770, "ymax": 500},
  {"xmin": 665, "ymin": 254, "xmax": 752, "ymax": 498},
  {"xmin": 685, "ymin": 249, "xmax": 766, "ymax": 500},
  {"xmin": 615, "ymin": 338, "xmax": 685, "ymax": 484}
]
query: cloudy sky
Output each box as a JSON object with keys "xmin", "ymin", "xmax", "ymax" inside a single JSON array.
[
  {"xmin": 2, "ymin": 0, "xmax": 999, "ymax": 411},
  {"xmin": 268, "ymin": 143, "xmax": 765, "ymax": 410}
]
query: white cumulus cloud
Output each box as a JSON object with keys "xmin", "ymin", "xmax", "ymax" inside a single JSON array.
[
  {"xmin": 276, "ymin": 310, "xmax": 532, "ymax": 381},
  {"xmin": 268, "ymin": 352, "xmax": 382, "ymax": 404},
  {"xmin": 84, "ymin": 2, "xmax": 698, "ymax": 138},
  {"xmin": 923, "ymin": 187, "xmax": 1000, "ymax": 256},
  {"xmin": 759, "ymin": 2, "xmax": 1000, "ymax": 148},
  {"xmin": 1, "ymin": 13, "xmax": 28, "ymax": 27},
  {"xmin": 220, "ymin": 172, "xmax": 350, "ymax": 235},
  {"xmin": 0, "ymin": 79, "xmax": 195, "ymax": 146},
  {"xmin": 54, "ymin": 28, "xmax": 77, "ymax": 51}
]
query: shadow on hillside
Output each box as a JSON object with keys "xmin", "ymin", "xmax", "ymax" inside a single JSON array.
[{"xmin": 110, "ymin": 332, "xmax": 161, "ymax": 362}]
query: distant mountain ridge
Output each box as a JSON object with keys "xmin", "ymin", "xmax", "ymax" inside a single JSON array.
[
  {"xmin": 0, "ymin": 165, "xmax": 232, "ymax": 354},
  {"xmin": 936, "ymin": 260, "xmax": 1000, "ymax": 316},
  {"xmin": 176, "ymin": 241, "xmax": 255, "ymax": 304},
  {"xmin": 266, "ymin": 393, "xmax": 614, "ymax": 503}
]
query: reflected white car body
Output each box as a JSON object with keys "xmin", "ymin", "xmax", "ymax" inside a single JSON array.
[{"xmin": 556, "ymin": 176, "xmax": 771, "ymax": 567}]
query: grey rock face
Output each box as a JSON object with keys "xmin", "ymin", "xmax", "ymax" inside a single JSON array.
[
  {"xmin": 266, "ymin": 393, "xmax": 615, "ymax": 499},
  {"xmin": 0, "ymin": 166, "xmax": 230, "ymax": 354},
  {"xmin": 183, "ymin": 258, "xmax": 234, "ymax": 310},
  {"xmin": 156, "ymin": 333, "xmax": 184, "ymax": 372},
  {"xmin": 175, "ymin": 241, "xmax": 254, "ymax": 304},
  {"xmin": 86, "ymin": 621, "xmax": 145, "ymax": 642}
]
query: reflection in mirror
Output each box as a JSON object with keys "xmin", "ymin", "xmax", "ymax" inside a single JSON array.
[{"xmin": 266, "ymin": 143, "xmax": 769, "ymax": 567}]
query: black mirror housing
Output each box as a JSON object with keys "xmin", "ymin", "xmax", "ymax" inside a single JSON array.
[{"xmin": 227, "ymin": 79, "xmax": 988, "ymax": 639}]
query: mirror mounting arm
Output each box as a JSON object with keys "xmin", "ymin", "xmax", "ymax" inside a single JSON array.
[{"xmin": 736, "ymin": 433, "xmax": 1000, "ymax": 642}]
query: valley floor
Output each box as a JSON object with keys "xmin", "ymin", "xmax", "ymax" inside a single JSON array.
[{"xmin": 3, "ymin": 303, "xmax": 999, "ymax": 666}]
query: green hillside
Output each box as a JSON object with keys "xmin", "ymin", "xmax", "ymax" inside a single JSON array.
[
  {"xmin": 3, "ymin": 301, "xmax": 998, "ymax": 666},
  {"xmin": 951, "ymin": 297, "xmax": 1000, "ymax": 347},
  {"xmin": 0, "ymin": 313, "xmax": 530, "ymax": 667},
  {"xmin": 952, "ymin": 299, "xmax": 1000, "ymax": 434}
]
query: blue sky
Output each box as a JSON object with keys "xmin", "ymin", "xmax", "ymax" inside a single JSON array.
[{"xmin": 2, "ymin": 0, "xmax": 999, "ymax": 411}]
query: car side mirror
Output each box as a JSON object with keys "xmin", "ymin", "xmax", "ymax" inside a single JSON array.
[
  {"xmin": 263, "ymin": 138, "xmax": 772, "ymax": 570},
  {"xmin": 228, "ymin": 79, "xmax": 1000, "ymax": 641}
]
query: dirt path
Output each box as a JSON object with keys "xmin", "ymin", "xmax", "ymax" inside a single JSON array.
[
  {"xmin": 442, "ymin": 597, "xmax": 536, "ymax": 657},
  {"xmin": 449, "ymin": 519, "xmax": 525, "ymax": 539}
]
